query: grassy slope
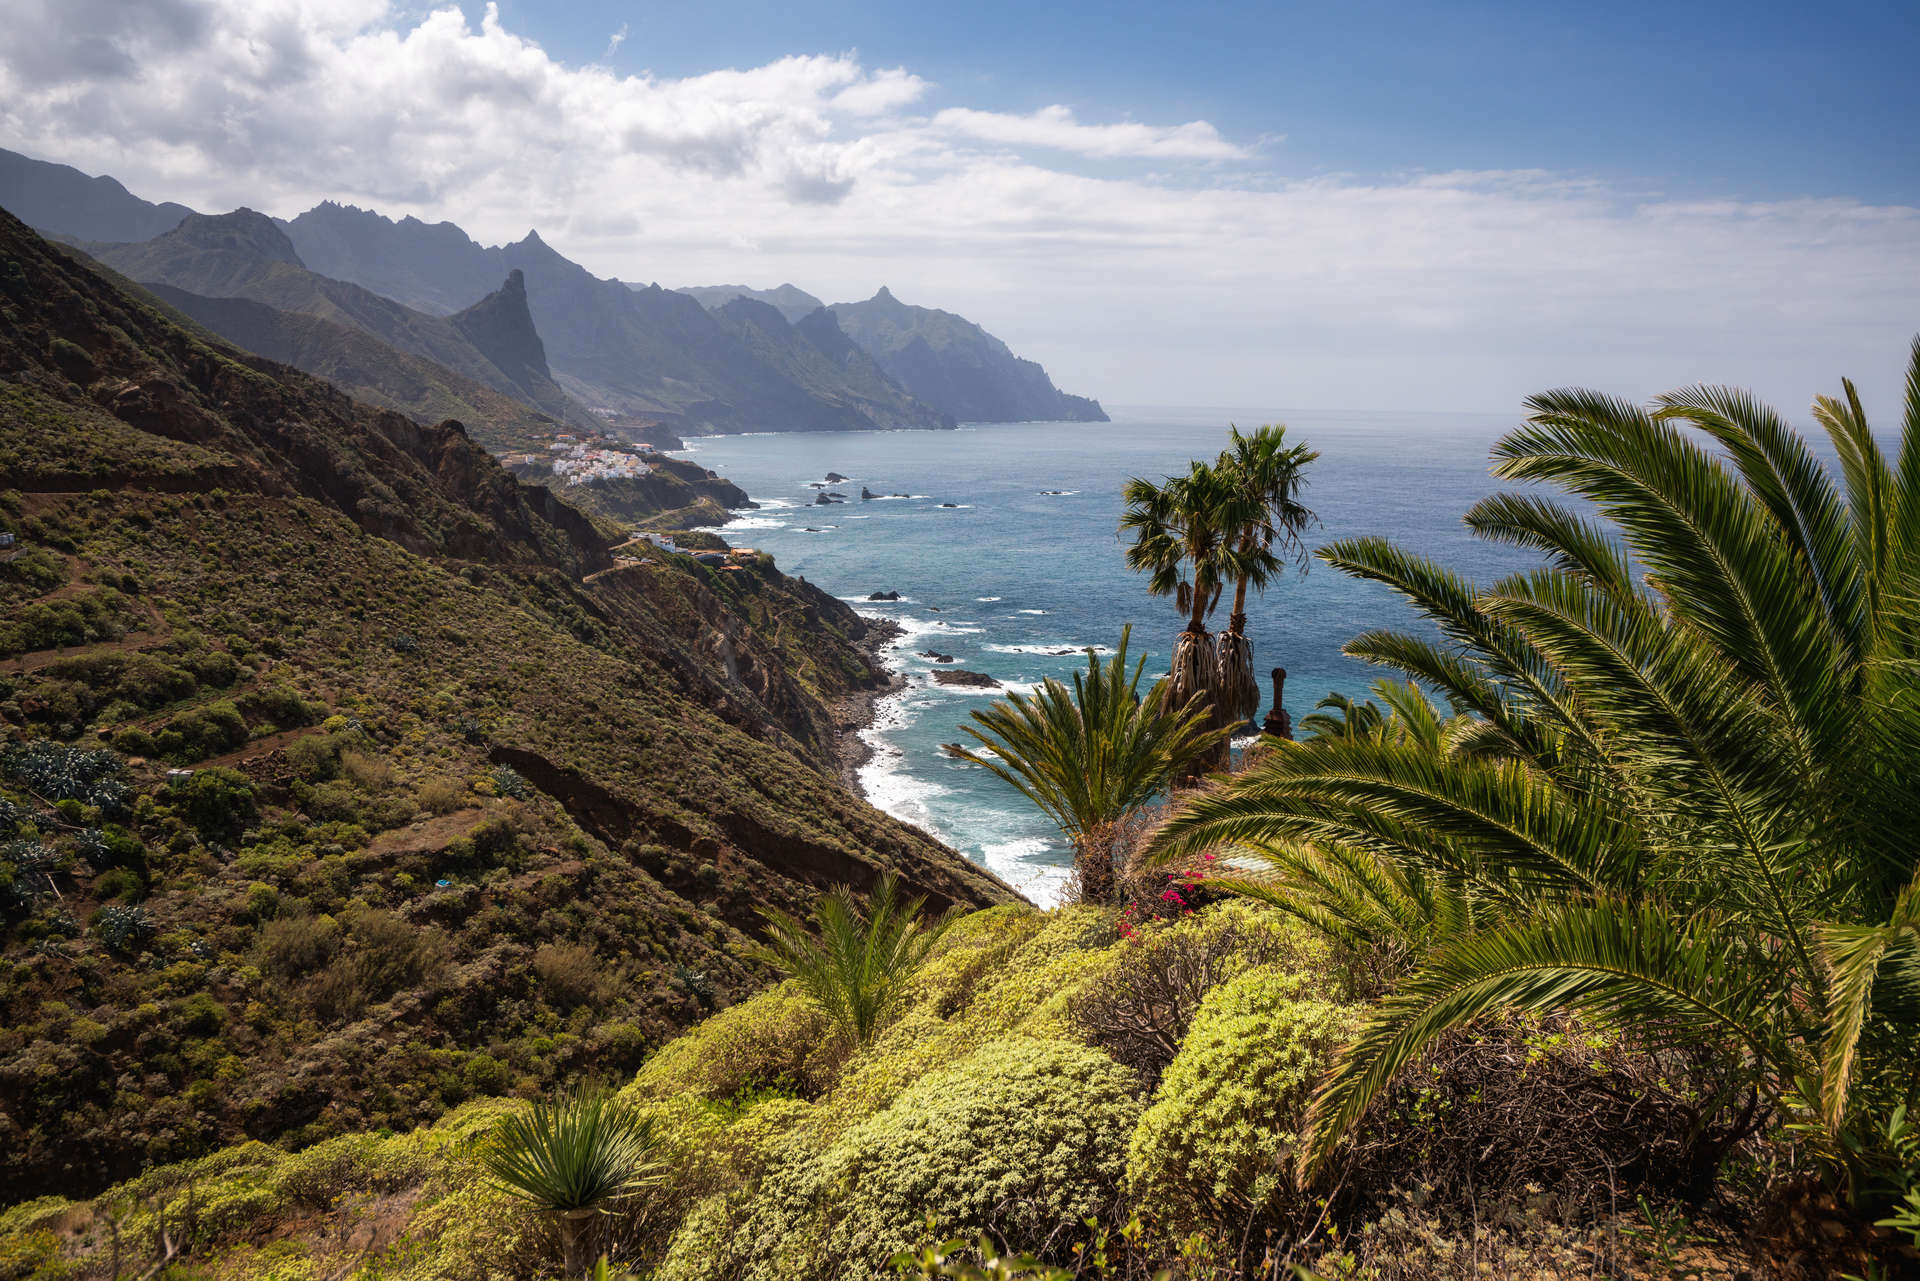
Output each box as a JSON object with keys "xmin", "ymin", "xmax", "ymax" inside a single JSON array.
[{"xmin": 0, "ymin": 210, "xmax": 1010, "ymax": 1201}]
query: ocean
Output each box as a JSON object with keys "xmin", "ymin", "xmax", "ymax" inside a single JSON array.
[{"xmin": 679, "ymin": 407, "xmax": 1539, "ymax": 904}]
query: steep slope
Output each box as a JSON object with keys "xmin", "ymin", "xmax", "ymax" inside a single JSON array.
[
  {"xmin": 85, "ymin": 210, "xmax": 600, "ymax": 433},
  {"xmin": 677, "ymin": 282, "xmax": 827, "ymax": 323},
  {"xmin": 451, "ymin": 269, "xmax": 554, "ymax": 400},
  {"xmin": 0, "ymin": 146, "xmax": 194, "ymax": 244},
  {"xmin": 832, "ymin": 287, "xmax": 1108, "ymax": 423},
  {"xmin": 711, "ymin": 296, "xmax": 954, "ymax": 431},
  {"xmin": 138, "ymin": 282, "xmax": 571, "ymax": 453},
  {"xmin": 0, "ymin": 210, "xmax": 1011, "ymax": 1198}
]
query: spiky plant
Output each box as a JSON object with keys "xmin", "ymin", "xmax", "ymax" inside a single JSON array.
[
  {"xmin": 1161, "ymin": 679, "xmax": 1481, "ymax": 984},
  {"xmin": 750, "ymin": 870, "xmax": 955, "ymax": 1043},
  {"xmin": 1149, "ymin": 342, "xmax": 1920, "ymax": 1204},
  {"xmin": 1214, "ymin": 425, "xmax": 1320, "ymax": 723},
  {"xmin": 480, "ymin": 1087, "xmax": 666, "ymax": 1277},
  {"xmin": 952, "ymin": 627, "xmax": 1227, "ymax": 901}
]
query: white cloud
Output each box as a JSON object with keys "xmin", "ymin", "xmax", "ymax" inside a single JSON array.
[
  {"xmin": 928, "ymin": 105, "xmax": 1250, "ymax": 161},
  {"xmin": 603, "ymin": 22, "xmax": 627, "ymax": 60},
  {"xmin": 1, "ymin": 0, "xmax": 1915, "ymax": 415}
]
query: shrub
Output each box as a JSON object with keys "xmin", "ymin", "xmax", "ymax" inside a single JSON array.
[
  {"xmin": 340, "ymin": 749, "xmax": 394, "ymax": 791},
  {"xmin": 733, "ymin": 1038, "xmax": 1142, "ymax": 1276},
  {"xmin": 1125, "ymin": 967, "xmax": 1359, "ymax": 1228},
  {"xmin": 534, "ymin": 942, "xmax": 608, "ymax": 1009},
  {"xmin": 274, "ymin": 1132, "xmax": 432, "ymax": 1210},
  {"xmin": 1069, "ymin": 901, "xmax": 1301, "ymax": 1087},
  {"xmin": 258, "ymin": 914, "xmax": 340, "ymax": 981},
  {"xmin": 93, "ymin": 866, "xmax": 143, "ymax": 901},
  {"xmin": 236, "ymin": 684, "xmax": 315, "ymax": 730},
  {"xmin": 176, "ymin": 767, "xmax": 257, "ymax": 844},
  {"xmin": 417, "ymin": 778, "xmax": 466, "ymax": 814},
  {"xmin": 629, "ymin": 982, "xmax": 834, "ymax": 1103},
  {"xmin": 284, "ymin": 734, "xmax": 339, "ymax": 781}
]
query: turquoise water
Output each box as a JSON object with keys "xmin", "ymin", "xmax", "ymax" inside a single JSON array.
[{"xmin": 679, "ymin": 407, "xmax": 1536, "ymax": 903}]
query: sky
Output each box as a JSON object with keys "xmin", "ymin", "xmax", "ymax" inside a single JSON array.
[{"xmin": 2, "ymin": 0, "xmax": 1917, "ymax": 415}]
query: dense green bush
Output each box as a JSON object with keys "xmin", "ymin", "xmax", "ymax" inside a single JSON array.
[
  {"xmin": 715, "ymin": 1038, "xmax": 1141, "ymax": 1278},
  {"xmin": 629, "ymin": 981, "xmax": 834, "ymax": 1102},
  {"xmin": 1126, "ymin": 967, "xmax": 1358, "ymax": 1227},
  {"xmin": 171, "ymin": 767, "xmax": 257, "ymax": 844}
]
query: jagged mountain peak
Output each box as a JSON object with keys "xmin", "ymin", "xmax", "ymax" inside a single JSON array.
[{"xmin": 453, "ymin": 269, "xmax": 555, "ymax": 392}]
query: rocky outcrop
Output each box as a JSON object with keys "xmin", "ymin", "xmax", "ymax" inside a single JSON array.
[{"xmin": 933, "ymin": 669, "xmax": 1001, "ymax": 688}]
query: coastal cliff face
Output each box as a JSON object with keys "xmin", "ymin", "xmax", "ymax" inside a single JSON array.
[
  {"xmin": 0, "ymin": 211, "xmax": 1011, "ymax": 1199},
  {"xmin": 831, "ymin": 286, "xmax": 1109, "ymax": 423}
]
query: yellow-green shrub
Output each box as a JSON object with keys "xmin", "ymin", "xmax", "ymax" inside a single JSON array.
[
  {"xmin": 716, "ymin": 1037, "xmax": 1142, "ymax": 1279},
  {"xmin": 273, "ymin": 1131, "xmax": 434, "ymax": 1210},
  {"xmin": 627, "ymin": 981, "xmax": 835, "ymax": 1102},
  {"xmin": 907, "ymin": 902, "xmax": 1047, "ymax": 1014},
  {"xmin": 1126, "ymin": 967, "xmax": 1359, "ymax": 1225}
]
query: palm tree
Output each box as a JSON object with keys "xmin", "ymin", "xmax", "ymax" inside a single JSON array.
[
  {"xmin": 1214, "ymin": 425, "xmax": 1320, "ymax": 725},
  {"xmin": 1167, "ymin": 679, "xmax": 1481, "ymax": 986},
  {"xmin": 750, "ymin": 870, "xmax": 955, "ymax": 1043},
  {"xmin": 1121, "ymin": 460, "xmax": 1271, "ymax": 767},
  {"xmin": 951, "ymin": 627, "xmax": 1227, "ymax": 900},
  {"xmin": 1148, "ymin": 343, "xmax": 1920, "ymax": 1204},
  {"xmin": 481, "ymin": 1087, "xmax": 667, "ymax": 1278}
]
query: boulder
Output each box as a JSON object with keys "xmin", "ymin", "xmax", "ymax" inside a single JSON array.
[
  {"xmin": 933, "ymin": 669, "xmax": 1000, "ymax": 688},
  {"xmin": 825, "ymin": 471, "xmax": 849, "ymax": 483},
  {"xmin": 868, "ymin": 590, "xmax": 901, "ymax": 601}
]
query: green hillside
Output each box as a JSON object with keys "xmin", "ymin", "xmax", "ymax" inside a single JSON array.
[{"xmin": 0, "ymin": 210, "xmax": 1009, "ymax": 1201}]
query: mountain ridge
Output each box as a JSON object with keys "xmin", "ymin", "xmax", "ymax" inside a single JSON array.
[{"xmin": 80, "ymin": 209, "xmax": 600, "ymax": 434}]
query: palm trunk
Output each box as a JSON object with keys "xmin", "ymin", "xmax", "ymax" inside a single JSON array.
[
  {"xmin": 1073, "ymin": 823, "xmax": 1117, "ymax": 903},
  {"xmin": 1215, "ymin": 574, "xmax": 1258, "ymax": 724},
  {"xmin": 559, "ymin": 1211, "xmax": 594, "ymax": 1279}
]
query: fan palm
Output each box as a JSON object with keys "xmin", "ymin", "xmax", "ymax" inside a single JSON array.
[
  {"xmin": 1214, "ymin": 425, "xmax": 1320, "ymax": 724},
  {"xmin": 1121, "ymin": 460, "xmax": 1271, "ymax": 769},
  {"xmin": 480, "ymin": 1087, "xmax": 667, "ymax": 1277},
  {"xmin": 750, "ymin": 870, "xmax": 955, "ymax": 1043},
  {"xmin": 1148, "ymin": 341, "xmax": 1920, "ymax": 1202},
  {"xmin": 951, "ymin": 627, "xmax": 1228, "ymax": 901}
]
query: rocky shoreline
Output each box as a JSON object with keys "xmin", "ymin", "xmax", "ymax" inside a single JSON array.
[{"xmin": 826, "ymin": 614, "xmax": 907, "ymax": 795}]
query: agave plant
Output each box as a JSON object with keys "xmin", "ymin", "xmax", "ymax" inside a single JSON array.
[
  {"xmin": 1149, "ymin": 342, "xmax": 1920, "ymax": 1203},
  {"xmin": 952, "ymin": 627, "xmax": 1227, "ymax": 901},
  {"xmin": 750, "ymin": 869, "xmax": 955, "ymax": 1043},
  {"xmin": 480, "ymin": 1087, "xmax": 666, "ymax": 1277}
]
